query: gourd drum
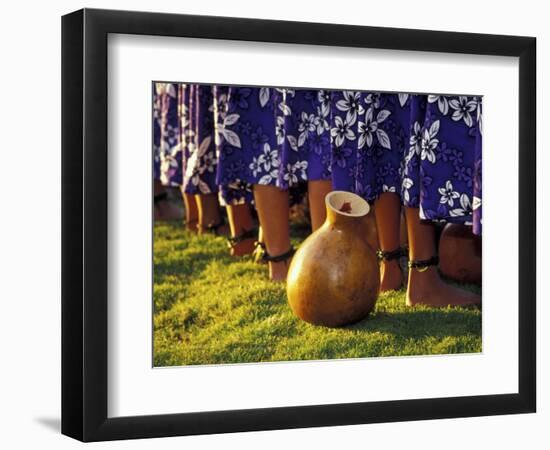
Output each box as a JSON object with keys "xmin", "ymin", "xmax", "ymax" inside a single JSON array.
[{"xmin": 286, "ymin": 191, "xmax": 380, "ymax": 327}]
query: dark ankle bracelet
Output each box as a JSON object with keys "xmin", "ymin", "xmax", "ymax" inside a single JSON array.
[
  {"xmin": 408, "ymin": 255, "xmax": 439, "ymax": 272},
  {"xmin": 226, "ymin": 227, "xmax": 259, "ymax": 249},
  {"xmin": 261, "ymin": 247, "xmax": 295, "ymax": 264},
  {"xmin": 376, "ymin": 247, "xmax": 407, "ymax": 262}
]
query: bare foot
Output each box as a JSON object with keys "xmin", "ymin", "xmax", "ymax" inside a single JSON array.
[
  {"xmin": 407, "ymin": 266, "xmax": 480, "ymax": 308},
  {"xmin": 185, "ymin": 219, "xmax": 198, "ymax": 234},
  {"xmin": 198, "ymin": 222, "xmax": 230, "ymax": 237},
  {"xmin": 269, "ymin": 259, "xmax": 291, "ymax": 282},
  {"xmin": 230, "ymin": 238, "xmax": 256, "ymax": 257},
  {"xmin": 380, "ymin": 260, "xmax": 403, "ymax": 292}
]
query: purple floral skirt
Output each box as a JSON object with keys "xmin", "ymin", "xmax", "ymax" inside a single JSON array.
[
  {"xmin": 182, "ymin": 84, "xmax": 219, "ymax": 195},
  {"xmin": 329, "ymin": 91, "xmax": 482, "ymax": 233},
  {"xmin": 153, "ymin": 82, "xmax": 183, "ymax": 187},
  {"xmin": 402, "ymin": 94, "xmax": 482, "ymax": 234},
  {"xmin": 154, "ymin": 84, "xmax": 482, "ymax": 234},
  {"xmin": 214, "ymin": 86, "xmax": 332, "ymax": 205},
  {"xmin": 153, "ymin": 82, "xmax": 220, "ymax": 194}
]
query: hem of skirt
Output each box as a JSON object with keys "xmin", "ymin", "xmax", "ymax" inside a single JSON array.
[
  {"xmin": 182, "ymin": 187, "xmax": 220, "ymax": 195},
  {"xmin": 419, "ymin": 215, "xmax": 481, "ymax": 236}
]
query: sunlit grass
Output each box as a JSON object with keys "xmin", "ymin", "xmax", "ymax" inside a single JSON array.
[{"xmin": 153, "ymin": 221, "xmax": 481, "ymax": 367}]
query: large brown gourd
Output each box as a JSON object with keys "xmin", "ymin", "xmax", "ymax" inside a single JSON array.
[{"xmin": 286, "ymin": 191, "xmax": 380, "ymax": 327}]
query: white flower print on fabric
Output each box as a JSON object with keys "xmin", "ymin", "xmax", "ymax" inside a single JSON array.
[
  {"xmin": 297, "ymin": 112, "xmax": 316, "ymax": 147},
  {"xmin": 299, "ymin": 112, "xmax": 317, "ymax": 132},
  {"xmin": 401, "ymin": 177, "xmax": 414, "ymax": 203},
  {"xmin": 336, "ymin": 91, "xmax": 364, "ymax": 125},
  {"xmin": 275, "ymin": 115, "xmax": 286, "ymax": 145},
  {"xmin": 185, "ymin": 136, "xmax": 216, "ymax": 194},
  {"xmin": 409, "ymin": 121, "xmax": 423, "ymax": 156},
  {"xmin": 286, "ymin": 135, "xmax": 299, "ymax": 151},
  {"xmin": 449, "ymin": 96, "xmax": 477, "ymax": 127},
  {"xmin": 330, "ymin": 115, "xmax": 356, "ymax": 147},
  {"xmin": 154, "ymin": 82, "xmax": 184, "ymax": 187},
  {"xmin": 277, "ymin": 87, "xmax": 295, "ymax": 99},
  {"xmin": 428, "ymin": 95, "xmax": 449, "ymax": 115},
  {"xmin": 183, "ymin": 128, "xmax": 196, "ymax": 152},
  {"xmin": 357, "ymin": 107, "xmax": 391, "ymax": 150},
  {"xmin": 259, "ymin": 142, "xmax": 279, "ymax": 173},
  {"xmin": 314, "ymin": 106, "xmax": 330, "ymax": 135},
  {"xmin": 438, "ymin": 180, "xmax": 460, "ymax": 207},
  {"xmin": 259, "ymin": 88, "xmax": 271, "ymax": 107},
  {"xmin": 180, "ymin": 107, "xmax": 190, "ymax": 131},
  {"xmin": 249, "ymin": 156, "xmax": 263, "ymax": 178},
  {"xmin": 201, "ymin": 150, "xmax": 217, "ymax": 174},
  {"xmin": 279, "ymin": 99, "xmax": 292, "ymax": 116},
  {"xmin": 449, "ymin": 193, "xmax": 472, "ymax": 217},
  {"xmin": 258, "ymin": 171, "xmax": 279, "ymax": 185},
  {"xmin": 253, "ymin": 143, "xmax": 281, "ymax": 185},
  {"xmin": 398, "ymin": 93, "xmax": 409, "ymax": 107},
  {"xmin": 216, "ymin": 112, "xmax": 241, "ymax": 148},
  {"xmin": 364, "ymin": 93, "xmax": 381, "ymax": 109},
  {"xmin": 317, "ymin": 90, "xmax": 331, "ymax": 118},
  {"xmin": 159, "ymin": 150, "xmax": 180, "ymax": 186},
  {"xmin": 420, "ymin": 120, "xmax": 440, "ymax": 164},
  {"xmin": 283, "ymin": 161, "xmax": 308, "ymax": 186},
  {"xmin": 313, "ymin": 90, "xmax": 331, "ymax": 135},
  {"xmin": 476, "ymin": 99, "xmax": 483, "ymax": 136},
  {"xmin": 164, "ymin": 123, "xmax": 179, "ymax": 147},
  {"xmin": 155, "ymin": 82, "xmax": 177, "ymax": 98},
  {"xmin": 212, "ymin": 90, "xmax": 226, "ymax": 147}
]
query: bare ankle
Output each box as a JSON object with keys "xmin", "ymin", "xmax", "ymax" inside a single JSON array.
[
  {"xmin": 407, "ymin": 266, "xmax": 438, "ymax": 295},
  {"xmin": 185, "ymin": 218, "xmax": 198, "ymax": 233},
  {"xmin": 269, "ymin": 260, "xmax": 290, "ymax": 282},
  {"xmin": 229, "ymin": 238, "xmax": 256, "ymax": 257},
  {"xmin": 380, "ymin": 260, "xmax": 403, "ymax": 291}
]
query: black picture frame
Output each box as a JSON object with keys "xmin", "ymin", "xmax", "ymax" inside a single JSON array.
[{"xmin": 61, "ymin": 8, "xmax": 536, "ymax": 442}]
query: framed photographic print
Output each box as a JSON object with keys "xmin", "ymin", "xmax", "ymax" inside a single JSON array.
[{"xmin": 61, "ymin": 8, "xmax": 536, "ymax": 442}]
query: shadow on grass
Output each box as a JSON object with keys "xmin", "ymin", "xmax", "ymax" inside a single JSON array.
[
  {"xmin": 347, "ymin": 308, "xmax": 481, "ymax": 340},
  {"xmin": 154, "ymin": 249, "xmax": 231, "ymax": 280}
]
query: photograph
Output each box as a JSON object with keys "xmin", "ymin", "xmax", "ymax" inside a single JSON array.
[
  {"xmin": 152, "ymin": 83, "xmax": 483, "ymax": 367},
  {"xmin": 0, "ymin": 0, "xmax": 543, "ymax": 446}
]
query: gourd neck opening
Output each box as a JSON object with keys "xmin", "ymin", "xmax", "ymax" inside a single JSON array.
[{"xmin": 325, "ymin": 191, "xmax": 370, "ymax": 229}]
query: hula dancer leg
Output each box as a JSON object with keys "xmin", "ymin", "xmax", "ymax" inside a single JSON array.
[
  {"xmin": 253, "ymin": 185, "xmax": 292, "ymax": 281},
  {"xmin": 405, "ymin": 207, "xmax": 480, "ymax": 307},
  {"xmin": 402, "ymin": 94, "xmax": 482, "ymax": 307},
  {"xmin": 181, "ymin": 190, "xmax": 198, "ymax": 232},
  {"xmin": 374, "ymin": 192, "xmax": 403, "ymax": 291},
  {"xmin": 308, "ymin": 180, "xmax": 333, "ymax": 231},
  {"xmin": 183, "ymin": 84, "xmax": 225, "ymax": 234},
  {"xmin": 225, "ymin": 203, "xmax": 257, "ymax": 256}
]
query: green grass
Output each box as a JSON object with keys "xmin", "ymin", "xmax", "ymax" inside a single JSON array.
[{"xmin": 153, "ymin": 221, "xmax": 481, "ymax": 367}]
